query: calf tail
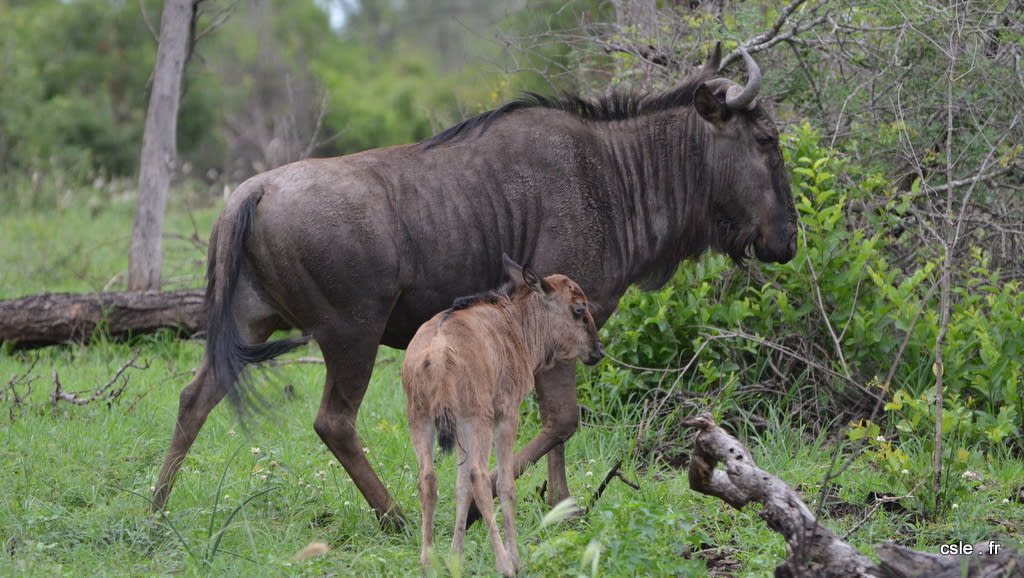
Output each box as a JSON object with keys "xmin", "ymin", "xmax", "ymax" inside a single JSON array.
[
  {"xmin": 206, "ymin": 187, "xmax": 308, "ymax": 410},
  {"xmin": 435, "ymin": 407, "xmax": 457, "ymax": 454}
]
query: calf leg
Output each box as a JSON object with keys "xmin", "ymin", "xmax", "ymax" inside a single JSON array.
[
  {"xmin": 409, "ymin": 416, "xmax": 437, "ymax": 567},
  {"xmin": 494, "ymin": 415, "xmax": 521, "ymax": 571},
  {"xmin": 451, "ymin": 438, "xmax": 473, "ymax": 556},
  {"xmin": 458, "ymin": 418, "xmax": 515, "ymax": 577},
  {"xmin": 463, "ymin": 362, "xmax": 579, "ymax": 527}
]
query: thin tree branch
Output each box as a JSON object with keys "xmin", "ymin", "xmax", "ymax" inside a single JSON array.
[
  {"xmin": 721, "ymin": 0, "xmax": 831, "ymax": 68},
  {"xmin": 50, "ymin": 350, "xmax": 149, "ymax": 407}
]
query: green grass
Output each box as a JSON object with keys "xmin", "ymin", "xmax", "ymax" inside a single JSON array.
[
  {"xmin": 2, "ymin": 200, "xmax": 1023, "ymax": 576},
  {"xmin": 0, "ymin": 192, "xmax": 218, "ymax": 297}
]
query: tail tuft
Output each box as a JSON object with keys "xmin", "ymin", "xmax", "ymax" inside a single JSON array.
[{"xmin": 435, "ymin": 407, "xmax": 456, "ymax": 454}]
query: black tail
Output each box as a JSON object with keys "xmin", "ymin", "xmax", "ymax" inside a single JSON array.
[
  {"xmin": 435, "ymin": 407, "xmax": 456, "ymax": 454},
  {"xmin": 206, "ymin": 190, "xmax": 308, "ymax": 410}
]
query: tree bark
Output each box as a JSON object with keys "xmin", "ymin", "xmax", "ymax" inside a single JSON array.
[
  {"xmin": 0, "ymin": 290, "xmax": 205, "ymax": 348},
  {"xmin": 682, "ymin": 414, "xmax": 1023, "ymax": 577},
  {"xmin": 128, "ymin": 0, "xmax": 195, "ymax": 291}
]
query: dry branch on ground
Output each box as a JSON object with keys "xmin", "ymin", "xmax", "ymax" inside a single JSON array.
[
  {"xmin": 49, "ymin": 349, "xmax": 149, "ymax": 408},
  {"xmin": 683, "ymin": 413, "xmax": 1022, "ymax": 577}
]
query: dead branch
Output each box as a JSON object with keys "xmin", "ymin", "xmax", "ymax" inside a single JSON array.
[
  {"xmin": 50, "ymin": 349, "xmax": 149, "ymax": 408},
  {"xmin": 590, "ymin": 459, "xmax": 641, "ymax": 505},
  {"xmin": 841, "ymin": 488, "xmax": 918, "ymax": 542},
  {"xmin": 602, "ymin": 42, "xmax": 673, "ymax": 67},
  {"xmin": 300, "ymin": 90, "xmax": 333, "ymax": 160},
  {"xmin": 261, "ymin": 356, "xmax": 324, "ymax": 367},
  {"xmin": 683, "ymin": 413, "xmax": 1023, "ymax": 577},
  {"xmin": 724, "ymin": 0, "xmax": 829, "ymax": 67},
  {"xmin": 702, "ymin": 327, "xmax": 878, "ymax": 401},
  {"xmin": 4, "ymin": 358, "xmax": 40, "ymax": 421},
  {"xmin": 139, "ymin": 0, "xmax": 157, "ymax": 40},
  {"xmin": 192, "ymin": 0, "xmax": 237, "ymax": 46},
  {"xmin": 804, "ymin": 254, "xmax": 854, "ymax": 380}
]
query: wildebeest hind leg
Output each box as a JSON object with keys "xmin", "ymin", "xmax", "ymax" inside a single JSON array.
[
  {"xmin": 463, "ymin": 362, "xmax": 579, "ymax": 528},
  {"xmin": 153, "ymin": 358, "xmax": 223, "ymax": 512},
  {"xmin": 313, "ymin": 320, "xmax": 407, "ymax": 532},
  {"xmin": 153, "ymin": 310, "xmax": 284, "ymax": 512}
]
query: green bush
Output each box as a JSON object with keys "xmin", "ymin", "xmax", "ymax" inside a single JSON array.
[{"xmin": 582, "ymin": 122, "xmax": 1024, "ymax": 457}]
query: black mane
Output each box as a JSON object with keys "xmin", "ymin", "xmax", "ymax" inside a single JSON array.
[
  {"xmin": 420, "ymin": 71, "xmax": 715, "ymax": 149},
  {"xmin": 439, "ymin": 278, "xmax": 523, "ymax": 322},
  {"xmin": 450, "ymin": 291, "xmax": 505, "ymax": 311}
]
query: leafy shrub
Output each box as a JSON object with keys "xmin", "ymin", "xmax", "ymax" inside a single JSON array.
[{"xmin": 581, "ymin": 122, "xmax": 1024, "ymax": 457}]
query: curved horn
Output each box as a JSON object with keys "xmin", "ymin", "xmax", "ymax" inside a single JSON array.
[{"xmin": 724, "ymin": 47, "xmax": 761, "ymax": 110}]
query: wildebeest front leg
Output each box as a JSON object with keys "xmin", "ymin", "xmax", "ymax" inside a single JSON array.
[
  {"xmin": 530, "ymin": 362, "xmax": 579, "ymax": 505},
  {"xmin": 463, "ymin": 362, "xmax": 579, "ymax": 528},
  {"xmin": 314, "ymin": 331, "xmax": 407, "ymax": 532}
]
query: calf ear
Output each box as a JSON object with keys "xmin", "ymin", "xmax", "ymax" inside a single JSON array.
[
  {"xmin": 522, "ymin": 265, "xmax": 554, "ymax": 296},
  {"xmin": 694, "ymin": 84, "xmax": 727, "ymax": 126},
  {"xmin": 502, "ymin": 253, "xmax": 523, "ymax": 279}
]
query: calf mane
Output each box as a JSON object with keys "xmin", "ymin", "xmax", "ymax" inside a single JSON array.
[
  {"xmin": 440, "ymin": 279, "xmax": 527, "ymax": 322},
  {"xmin": 450, "ymin": 291, "xmax": 505, "ymax": 312}
]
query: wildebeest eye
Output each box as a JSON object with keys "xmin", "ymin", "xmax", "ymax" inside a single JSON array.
[{"xmin": 572, "ymin": 303, "xmax": 587, "ymax": 319}]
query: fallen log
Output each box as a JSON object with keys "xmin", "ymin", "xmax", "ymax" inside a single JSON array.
[
  {"xmin": 0, "ymin": 289, "xmax": 205, "ymax": 348},
  {"xmin": 682, "ymin": 413, "xmax": 1022, "ymax": 577}
]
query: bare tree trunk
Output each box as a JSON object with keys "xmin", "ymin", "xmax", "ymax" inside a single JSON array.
[{"xmin": 128, "ymin": 0, "xmax": 196, "ymax": 291}]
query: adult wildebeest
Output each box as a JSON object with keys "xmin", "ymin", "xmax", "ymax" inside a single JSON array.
[
  {"xmin": 404, "ymin": 256, "xmax": 603, "ymax": 576},
  {"xmin": 153, "ymin": 43, "xmax": 797, "ymax": 531}
]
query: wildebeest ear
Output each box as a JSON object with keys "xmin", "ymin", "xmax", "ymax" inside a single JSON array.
[
  {"xmin": 521, "ymin": 265, "xmax": 554, "ymax": 296},
  {"xmin": 694, "ymin": 84, "xmax": 727, "ymax": 126}
]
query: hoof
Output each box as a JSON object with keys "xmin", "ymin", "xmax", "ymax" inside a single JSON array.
[{"xmin": 376, "ymin": 508, "xmax": 408, "ymax": 533}]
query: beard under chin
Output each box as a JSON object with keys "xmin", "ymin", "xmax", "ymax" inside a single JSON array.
[{"xmin": 715, "ymin": 221, "xmax": 758, "ymax": 264}]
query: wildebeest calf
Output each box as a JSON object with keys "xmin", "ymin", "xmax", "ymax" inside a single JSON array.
[{"xmin": 402, "ymin": 256, "xmax": 603, "ymax": 576}]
